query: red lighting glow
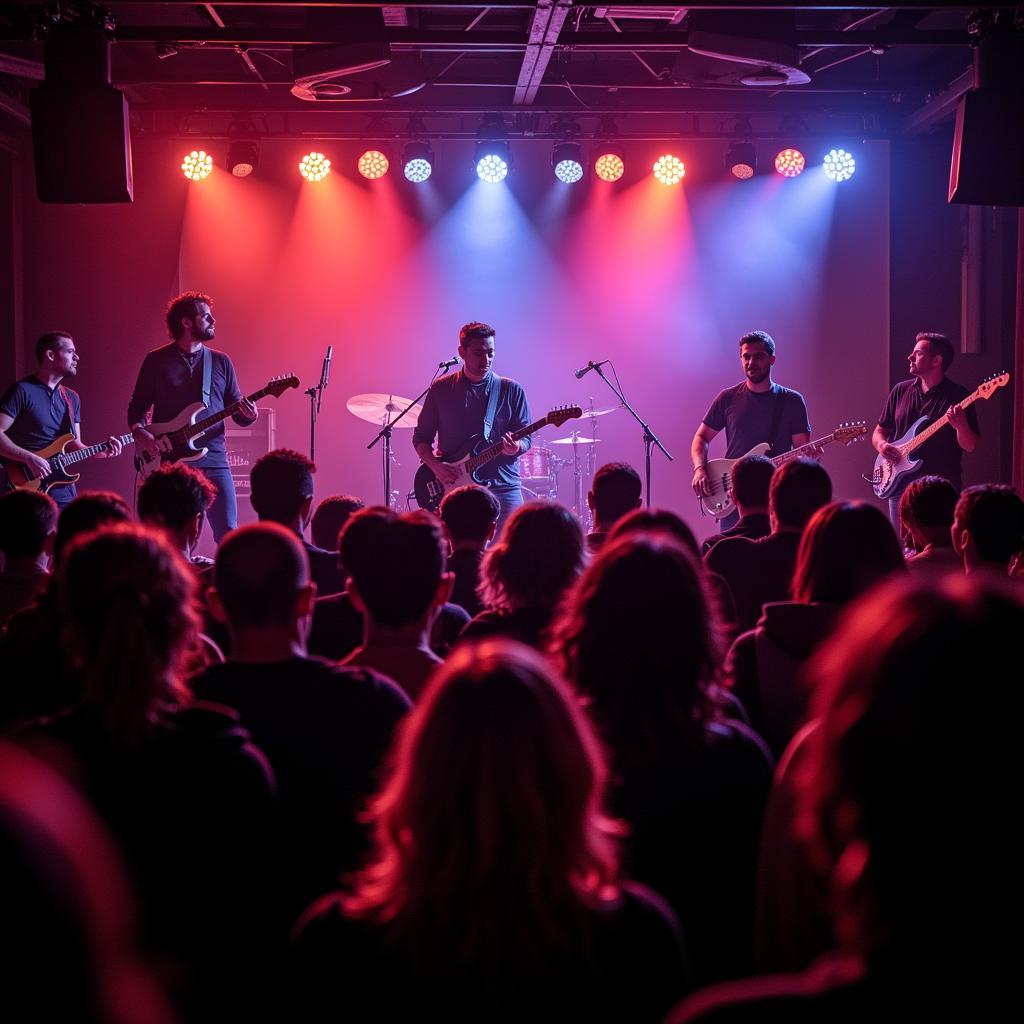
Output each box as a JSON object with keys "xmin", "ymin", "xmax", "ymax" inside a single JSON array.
[
  {"xmin": 358, "ymin": 150, "xmax": 390, "ymax": 180},
  {"xmin": 595, "ymin": 153, "xmax": 625, "ymax": 182},
  {"xmin": 775, "ymin": 148, "xmax": 806, "ymax": 177},
  {"xmin": 299, "ymin": 152, "xmax": 331, "ymax": 182}
]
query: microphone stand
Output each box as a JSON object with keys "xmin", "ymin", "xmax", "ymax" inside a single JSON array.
[
  {"xmin": 306, "ymin": 346, "xmax": 332, "ymax": 463},
  {"xmin": 591, "ymin": 363, "xmax": 672, "ymax": 507}
]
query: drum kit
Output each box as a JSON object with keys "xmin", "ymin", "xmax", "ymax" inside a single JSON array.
[{"xmin": 345, "ymin": 391, "xmax": 619, "ymax": 519}]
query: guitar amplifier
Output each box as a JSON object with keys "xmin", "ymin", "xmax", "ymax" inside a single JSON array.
[{"xmin": 225, "ymin": 408, "xmax": 275, "ymax": 521}]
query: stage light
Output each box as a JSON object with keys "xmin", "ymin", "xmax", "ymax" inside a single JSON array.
[
  {"xmin": 227, "ymin": 139, "xmax": 259, "ymax": 178},
  {"xmin": 299, "ymin": 152, "xmax": 331, "ymax": 182},
  {"xmin": 402, "ymin": 141, "xmax": 433, "ymax": 183},
  {"xmin": 553, "ymin": 141, "xmax": 583, "ymax": 183},
  {"xmin": 594, "ymin": 148, "xmax": 625, "ymax": 182},
  {"xmin": 726, "ymin": 141, "xmax": 757, "ymax": 179},
  {"xmin": 653, "ymin": 154, "xmax": 685, "ymax": 186},
  {"xmin": 358, "ymin": 149, "xmax": 389, "ymax": 180},
  {"xmin": 474, "ymin": 140, "xmax": 511, "ymax": 183},
  {"xmin": 181, "ymin": 150, "xmax": 213, "ymax": 181},
  {"xmin": 774, "ymin": 148, "xmax": 805, "ymax": 177},
  {"xmin": 823, "ymin": 148, "xmax": 856, "ymax": 182}
]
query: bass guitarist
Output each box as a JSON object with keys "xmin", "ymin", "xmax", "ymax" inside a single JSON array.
[
  {"xmin": 0, "ymin": 331, "xmax": 124, "ymax": 508},
  {"xmin": 872, "ymin": 332, "xmax": 979, "ymax": 526},
  {"xmin": 412, "ymin": 322, "xmax": 531, "ymax": 534},
  {"xmin": 128, "ymin": 291, "xmax": 257, "ymax": 542}
]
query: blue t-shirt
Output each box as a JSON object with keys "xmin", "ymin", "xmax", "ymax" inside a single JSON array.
[
  {"xmin": 0, "ymin": 376, "xmax": 81, "ymax": 451},
  {"xmin": 703, "ymin": 382, "xmax": 811, "ymax": 460}
]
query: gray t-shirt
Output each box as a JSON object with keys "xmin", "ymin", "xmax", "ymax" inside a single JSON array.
[{"xmin": 703, "ymin": 382, "xmax": 811, "ymax": 459}]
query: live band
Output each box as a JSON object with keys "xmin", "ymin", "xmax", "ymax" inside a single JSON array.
[{"xmin": 0, "ymin": 292, "xmax": 1007, "ymax": 536}]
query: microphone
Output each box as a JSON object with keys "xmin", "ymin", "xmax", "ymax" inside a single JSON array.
[
  {"xmin": 439, "ymin": 355, "xmax": 461, "ymax": 370},
  {"xmin": 574, "ymin": 359, "xmax": 609, "ymax": 380},
  {"xmin": 321, "ymin": 345, "xmax": 333, "ymax": 389}
]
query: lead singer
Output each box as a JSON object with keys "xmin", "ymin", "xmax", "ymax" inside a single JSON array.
[{"xmin": 413, "ymin": 322, "xmax": 532, "ymax": 535}]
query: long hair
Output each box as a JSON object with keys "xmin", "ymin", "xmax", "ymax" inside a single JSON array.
[
  {"xmin": 791, "ymin": 501, "xmax": 905, "ymax": 605},
  {"xmin": 58, "ymin": 523, "xmax": 200, "ymax": 745},
  {"xmin": 553, "ymin": 534, "xmax": 724, "ymax": 761},
  {"xmin": 344, "ymin": 639, "xmax": 622, "ymax": 976},
  {"xmin": 478, "ymin": 501, "xmax": 584, "ymax": 612}
]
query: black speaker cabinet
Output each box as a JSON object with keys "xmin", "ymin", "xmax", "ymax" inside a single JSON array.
[
  {"xmin": 949, "ymin": 89, "xmax": 1024, "ymax": 207},
  {"xmin": 225, "ymin": 408, "xmax": 276, "ymax": 524}
]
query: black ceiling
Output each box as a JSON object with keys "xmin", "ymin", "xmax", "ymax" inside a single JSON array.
[{"xmin": 0, "ymin": 3, "xmax": 1018, "ymax": 140}]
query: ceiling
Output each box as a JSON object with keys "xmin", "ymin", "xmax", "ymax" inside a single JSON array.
[{"xmin": 0, "ymin": 3, "xmax": 1018, "ymax": 141}]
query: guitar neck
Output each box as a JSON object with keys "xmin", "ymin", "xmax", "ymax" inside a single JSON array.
[
  {"xmin": 183, "ymin": 388, "xmax": 266, "ymax": 440},
  {"xmin": 60, "ymin": 433, "xmax": 134, "ymax": 467},
  {"xmin": 465, "ymin": 417, "xmax": 551, "ymax": 472},
  {"xmin": 772, "ymin": 432, "xmax": 839, "ymax": 466},
  {"xmin": 901, "ymin": 388, "xmax": 981, "ymax": 455}
]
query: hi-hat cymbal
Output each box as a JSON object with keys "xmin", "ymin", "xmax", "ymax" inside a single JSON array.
[
  {"xmin": 346, "ymin": 393, "xmax": 423, "ymax": 427},
  {"xmin": 551, "ymin": 434, "xmax": 601, "ymax": 445},
  {"xmin": 578, "ymin": 406, "xmax": 619, "ymax": 419}
]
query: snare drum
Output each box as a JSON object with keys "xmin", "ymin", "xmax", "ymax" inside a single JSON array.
[{"xmin": 520, "ymin": 444, "xmax": 553, "ymax": 481}]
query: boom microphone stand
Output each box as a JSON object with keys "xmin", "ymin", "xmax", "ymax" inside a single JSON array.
[{"xmin": 306, "ymin": 345, "xmax": 332, "ymax": 462}]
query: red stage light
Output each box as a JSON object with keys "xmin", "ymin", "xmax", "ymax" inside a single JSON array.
[
  {"xmin": 181, "ymin": 150, "xmax": 213, "ymax": 181},
  {"xmin": 775, "ymin": 148, "xmax": 806, "ymax": 177},
  {"xmin": 358, "ymin": 150, "xmax": 389, "ymax": 180}
]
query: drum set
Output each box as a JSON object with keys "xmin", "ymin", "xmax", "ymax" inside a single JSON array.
[{"xmin": 344, "ymin": 391, "xmax": 619, "ymax": 524}]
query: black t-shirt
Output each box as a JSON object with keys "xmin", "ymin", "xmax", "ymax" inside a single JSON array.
[
  {"xmin": 877, "ymin": 376, "xmax": 979, "ymax": 490},
  {"xmin": 703, "ymin": 383, "xmax": 811, "ymax": 460},
  {"xmin": 0, "ymin": 376, "xmax": 80, "ymax": 450}
]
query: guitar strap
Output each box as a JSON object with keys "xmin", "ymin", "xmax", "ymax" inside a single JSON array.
[
  {"xmin": 482, "ymin": 373, "xmax": 503, "ymax": 443},
  {"xmin": 57, "ymin": 384, "xmax": 75, "ymax": 431},
  {"xmin": 201, "ymin": 346, "xmax": 213, "ymax": 408},
  {"xmin": 764, "ymin": 387, "xmax": 786, "ymax": 458}
]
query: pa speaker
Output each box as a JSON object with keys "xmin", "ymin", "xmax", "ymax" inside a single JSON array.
[
  {"xmin": 30, "ymin": 84, "xmax": 134, "ymax": 203},
  {"xmin": 949, "ymin": 89, "xmax": 1024, "ymax": 207}
]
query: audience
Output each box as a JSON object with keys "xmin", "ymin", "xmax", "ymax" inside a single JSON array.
[
  {"xmin": 310, "ymin": 494, "xmax": 365, "ymax": 555},
  {"xmin": 898, "ymin": 474, "xmax": 960, "ymax": 571},
  {"xmin": 439, "ymin": 484, "xmax": 500, "ymax": 616},
  {"xmin": 951, "ymin": 483, "xmax": 1024, "ymax": 574},
  {"xmin": 291, "ymin": 639, "xmax": 690, "ymax": 1021},
  {"xmin": 586, "ymin": 462, "xmax": 643, "ymax": 552},
  {"xmin": 461, "ymin": 500, "xmax": 585, "ymax": 649},
  {"xmin": 137, "ymin": 461, "xmax": 217, "ymax": 575},
  {"xmin": 702, "ymin": 455, "xmax": 774, "ymax": 556},
  {"xmin": 0, "ymin": 488, "xmax": 56, "ymax": 627}
]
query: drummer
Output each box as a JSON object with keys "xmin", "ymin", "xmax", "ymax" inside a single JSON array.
[{"xmin": 585, "ymin": 462, "xmax": 642, "ymax": 553}]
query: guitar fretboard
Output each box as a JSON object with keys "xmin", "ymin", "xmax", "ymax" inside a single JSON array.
[
  {"xmin": 181, "ymin": 386, "xmax": 273, "ymax": 442},
  {"xmin": 465, "ymin": 417, "xmax": 553, "ymax": 473},
  {"xmin": 772, "ymin": 432, "xmax": 842, "ymax": 466},
  {"xmin": 52, "ymin": 434, "xmax": 134, "ymax": 469},
  {"xmin": 900, "ymin": 389, "xmax": 983, "ymax": 456}
]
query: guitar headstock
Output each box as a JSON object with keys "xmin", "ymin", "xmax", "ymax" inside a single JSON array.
[
  {"xmin": 546, "ymin": 405, "xmax": 584, "ymax": 428},
  {"xmin": 266, "ymin": 374, "xmax": 300, "ymax": 397},
  {"xmin": 832, "ymin": 421, "xmax": 868, "ymax": 445},
  {"xmin": 978, "ymin": 371, "xmax": 1010, "ymax": 400}
]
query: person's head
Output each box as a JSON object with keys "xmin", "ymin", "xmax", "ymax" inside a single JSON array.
[
  {"xmin": 209, "ymin": 522, "xmax": 314, "ymax": 635},
  {"xmin": 606, "ymin": 507, "xmax": 700, "ymax": 559},
  {"xmin": 898, "ymin": 475, "xmax": 959, "ymax": 551},
  {"xmin": 34, "ymin": 331, "xmax": 77, "ymax": 379},
  {"xmin": 54, "ymin": 491, "xmax": 132, "ymax": 568},
  {"xmin": 340, "ymin": 508, "xmax": 450, "ymax": 630},
  {"xmin": 165, "ymin": 290, "xmax": 215, "ymax": 343},
  {"xmin": 58, "ymin": 523, "xmax": 199, "ymax": 744},
  {"xmin": 343, "ymin": 639, "xmax": 621, "ymax": 966},
  {"xmin": 458, "ymin": 322, "xmax": 496, "ymax": 383},
  {"xmin": 0, "ymin": 489, "xmax": 57, "ymax": 562},
  {"xmin": 770, "ymin": 458, "xmax": 833, "ymax": 533},
  {"xmin": 792, "ymin": 502, "xmax": 905, "ymax": 605},
  {"xmin": 799, "ymin": 573, "xmax": 1024, "ymax": 961},
  {"xmin": 479, "ymin": 501, "xmax": 584, "ymax": 613},
  {"xmin": 137, "ymin": 463, "xmax": 216, "ymax": 554},
  {"xmin": 250, "ymin": 448, "xmax": 316, "ymax": 529},
  {"xmin": 730, "ymin": 454, "xmax": 774, "ymax": 514},
  {"xmin": 439, "ymin": 484, "xmax": 500, "ymax": 548},
  {"xmin": 310, "ymin": 494, "xmax": 365, "ymax": 553},
  {"xmin": 554, "ymin": 534, "xmax": 722, "ymax": 761},
  {"xmin": 587, "ymin": 462, "xmax": 642, "ymax": 530},
  {"xmin": 739, "ymin": 330, "xmax": 776, "ymax": 386},
  {"xmin": 952, "ymin": 484, "xmax": 1024, "ymax": 573},
  {"xmin": 908, "ymin": 331, "xmax": 953, "ymax": 379}
]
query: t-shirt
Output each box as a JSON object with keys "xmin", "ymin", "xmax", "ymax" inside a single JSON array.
[
  {"xmin": 877, "ymin": 376, "xmax": 979, "ymax": 491},
  {"xmin": 0, "ymin": 376, "xmax": 80, "ymax": 451},
  {"xmin": 126, "ymin": 343, "xmax": 246, "ymax": 468},
  {"xmin": 412, "ymin": 370, "xmax": 531, "ymax": 489},
  {"xmin": 703, "ymin": 383, "xmax": 811, "ymax": 460}
]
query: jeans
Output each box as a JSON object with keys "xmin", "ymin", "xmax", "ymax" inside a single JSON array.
[
  {"xmin": 491, "ymin": 485, "xmax": 524, "ymax": 540},
  {"xmin": 196, "ymin": 465, "xmax": 238, "ymax": 543}
]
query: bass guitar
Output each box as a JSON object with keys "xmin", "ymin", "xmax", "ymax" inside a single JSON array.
[
  {"xmin": 867, "ymin": 371, "xmax": 1009, "ymax": 499},
  {"xmin": 1, "ymin": 433, "xmax": 134, "ymax": 495},
  {"xmin": 135, "ymin": 375, "xmax": 299, "ymax": 477},
  {"xmin": 414, "ymin": 405, "xmax": 583, "ymax": 513},
  {"xmin": 698, "ymin": 422, "xmax": 869, "ymax": 521}
]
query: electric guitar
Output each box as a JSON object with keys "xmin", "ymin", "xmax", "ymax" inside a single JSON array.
[
  {"xmin": 868, "ymin": 372, "xmax": 1009, "ymax": 499},
  {"xmin": 134, "ymin": 375, "xmax": 299, "ymax": 477},
  {"xmin": 1, "ymin": 433, "xmax": 134, "ymax": 495},
  {"xmin": 414, "ymin": 405, "xmax": 583, "ymax": 513},
  {"xmin": 698, "ymin": 422, "xmax": 869, "ymax": 521}
]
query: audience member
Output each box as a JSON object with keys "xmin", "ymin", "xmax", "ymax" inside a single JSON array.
[
  {"xmin": 553, "ymin": 535, "xmax": 773, "ymax": 985},
  {"xmin": 701, "ymin": 455, "xmax": 774, "ymax": 556},
  {"xmin": 291, "ymin": 639, "xmax": 690, "ymax": 1021},
  {"xmin": 310, "ymin": 494, "xmax": 365, "ymax": 555},
  {"xmin": 137, "ymin": 461, "xmax": 217, "ymax": 574},
  {"xmin": 250, "ymin": 448, "xmax": 344, "ymax": 597},
  {"xmin": 586, "ymin": 462, "xmax": 642, "ymax": 552},
  {"xmin": 898, "ymin": 475, "xmax": 960, "ymax": 571},
  {"xmin": 0, "ymin": 489, "xmax": 56, "ymax": 626},
  {"xmin": 439, "ymin": 484, "xmax": 500, "ymax": 616},
  {"xmin": 461, "ymin": 501, "xmax": 585, "ymax": 649},
  {"xmin": 951, "ymin": 483, "xmax": 1024, "ymax": 574}
]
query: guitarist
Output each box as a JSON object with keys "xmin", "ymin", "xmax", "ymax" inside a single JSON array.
[
  {"xmin": 0, "ymin": 331, "xmax": 124, "ymax": 508},
  {"xmin": 873, "ymin": 332, "xmax": 979, "ymax": 525},
  {"xmin": 412, "ymin": 322, "xmax": 531, "ymax": 533},
  {"xmin": 690, "ymin": 330, "xmax": 812, "ymax": 531},
  {"xmin": 127, "ymin": 291, "xmax": 257, "ymax": 542}
]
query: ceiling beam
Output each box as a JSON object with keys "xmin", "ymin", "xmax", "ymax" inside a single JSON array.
[
  {"xmin": 514, "ymin": 0, "xmax": 573, "ymax": 105},
  {"xmin": 904, "ymin": 65, "xmax": 974, "ymax": 133}
]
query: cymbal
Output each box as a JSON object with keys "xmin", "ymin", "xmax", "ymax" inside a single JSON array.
[
  {"xmin": 346, "ymin": 393, "xmax": 423, "ymax": 427},
  {"xmin": 578, "ymin": 406, "xmax": 619, "ymax": 419},
  {"xmin": 551, "ymin": 434, "xmax": 601, "ymax": 445}
]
